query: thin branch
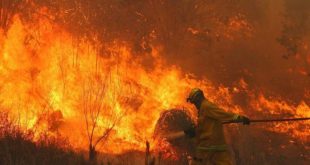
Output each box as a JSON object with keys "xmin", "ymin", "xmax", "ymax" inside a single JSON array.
[{"xmin": 83, "ymin": 84, "xmax": 91, "ymax": 142}]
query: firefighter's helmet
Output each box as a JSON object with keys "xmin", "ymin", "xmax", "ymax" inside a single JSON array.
[{"xmin": 187, "ymin": 88, "xmax": 204, "ymax": 103}]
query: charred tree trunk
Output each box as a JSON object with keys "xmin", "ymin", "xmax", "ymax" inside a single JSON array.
[
  {"xmin": 145, "ymin": 141, "xmax": 155, "ymax": 165},
  {"xmin": 89, "ymin": 144, "xmax": 97, "ymax": 164},
  {"xmin": 145, "ymin": 141, "xmax": 150, "ymax": 165}
]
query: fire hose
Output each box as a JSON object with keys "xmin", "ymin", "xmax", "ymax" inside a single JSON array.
[{"xmin": 223, "ymin": 117, "xmax": 310, "ymax": 124}]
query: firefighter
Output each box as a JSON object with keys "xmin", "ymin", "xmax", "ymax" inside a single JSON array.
[{"xmin": 165, "ymin": 88, "xmax": 250, "ymax": 165}]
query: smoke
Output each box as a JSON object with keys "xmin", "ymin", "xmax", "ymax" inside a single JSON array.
[
  {"xmin": 24, "ymin": 0, "xmax": 309, "ymax": 104},
  {"xmin": 153, "ymin": 0, "xmax": 310, "ymax": 103}
]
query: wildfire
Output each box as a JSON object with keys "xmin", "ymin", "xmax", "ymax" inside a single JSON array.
[
  {"xmin": 0, "ymin": 14, "xmax": 201, "ymax": 153},
  {"xmin": 0, "ymin": 11, "xmax": 309, "ymax": 156}
]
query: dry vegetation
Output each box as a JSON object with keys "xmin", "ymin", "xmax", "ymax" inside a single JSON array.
[{"xmin": 0, "ymin": 112, "xmax": 87, "ymax": 165}]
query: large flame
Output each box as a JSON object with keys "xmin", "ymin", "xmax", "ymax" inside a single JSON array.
[
  {"xmin": 0, "ymin": 13, "xmax": 309, "ymax": 156},
  {"xmin": 0, "ymin": 15, "xmax": 201, "ymax": 153}
]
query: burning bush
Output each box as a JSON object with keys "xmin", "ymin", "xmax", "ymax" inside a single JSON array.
[{"xmin": 153, "ymin": 109, "xmax": 195, "ymax": 164}]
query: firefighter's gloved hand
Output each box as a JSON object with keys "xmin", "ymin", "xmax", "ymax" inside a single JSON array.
[
  {"xmin": 239, "ymin": 116, "xmax": 250, "ymax": 125},
  {"xmin": 184, "ymin": 124, "xmax": 196, "ymax": 138},
  {"xmin": 184, "ymin": 128, "xmax": 195, "ymax": 138}
]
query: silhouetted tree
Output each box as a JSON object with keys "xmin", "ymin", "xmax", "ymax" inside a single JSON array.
[{"xmin": 82, "ymin": 71, "xmax": 129, "ymax": 163}]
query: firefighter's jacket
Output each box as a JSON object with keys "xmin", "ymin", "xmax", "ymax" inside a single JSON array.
[{"xmin": 195, "ymin": 99, "xmax": 239, "ymax": 151}]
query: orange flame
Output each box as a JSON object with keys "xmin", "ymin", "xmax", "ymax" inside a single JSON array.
[{"xmin": 0, "ymin": 14, "xmax": 309, "ymax": 156}]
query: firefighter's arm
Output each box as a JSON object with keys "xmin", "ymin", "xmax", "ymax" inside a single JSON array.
[
  {"xmin": 163, "ymin": 124, "xmax": 196, "ymax": 140},
  {"xmin": 163, "ymin": 131, "xmax": 185, "ymax": 140},
  {"xmin": 203, "ymin": 100, "xmax": 250, "ymax": 124}
]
